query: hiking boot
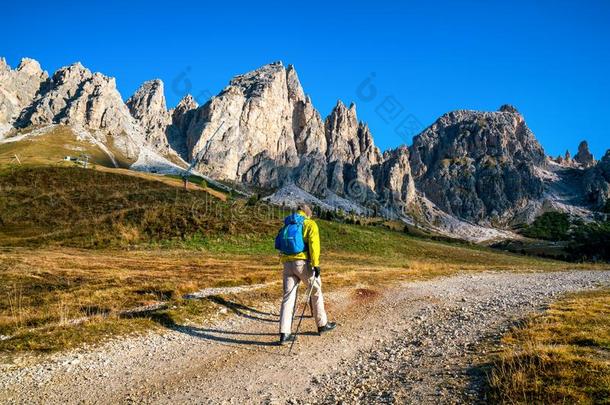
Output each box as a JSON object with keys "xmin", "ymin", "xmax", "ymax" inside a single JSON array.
[
  {"xmin": 279, "ymin": 333, "xmax": 295, "ymax": 345},
  {"xmin": 317, "ymin": 322, "xmax": 337, "ymax": 335}
]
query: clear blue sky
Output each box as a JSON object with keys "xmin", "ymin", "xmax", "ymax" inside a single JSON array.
[{"xmin": 3, "ymin": 0, "xmax": 610, "ymax": 158}]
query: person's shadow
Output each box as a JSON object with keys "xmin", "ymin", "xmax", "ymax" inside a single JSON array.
[
  {"xmin": 131, "ymin": 295, "xmax": 315, "ymax": 349},
  {"xmin": 206, "ymin": 296, "xmax": 280, "ymax": 323},
  {"xmin": 173, "ymin": 326, "xmax": 318, "ymax": 348}
]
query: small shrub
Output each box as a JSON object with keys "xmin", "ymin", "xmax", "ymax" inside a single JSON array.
[
  {"xmin": 567, "ymin": 221, "xmax": 610, "ymax": 262},
  {"xmin": 246, "ymin": 193, "xmax": 260, "ymax": 206},
  {"xmin": 521, "ymin": 212, "xmax": 571, "ymax": 241}
]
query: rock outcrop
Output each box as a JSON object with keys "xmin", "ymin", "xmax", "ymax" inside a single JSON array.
[
  {"xmin": 183, "ymin": 62, "xmax": 332, "ymax": 193},
  {"xmin": 583, "ymin": 150, "xmax": 610, "ymax": 208},
  {"xmin": 18, "ymin": 62, "xmax": 144, "ymax": 157},
  {"xmin": 374, "ymin": 146, "xmax": 416, "ymax": 213},
  {"xmin": 574, "ymin": 140, "xmax": 595, "ymax": 168},
  {"xmin": 167, "ymin": 94, "xmax": 198, "ymax": 159},
  {"xmin": 180, "ymin": 62, "xmax": 418, "ymax": 215},
  {"xmin": 184, "ymin": 62, "xmax": 312, "ymax": 188},
  {"xmin": 324, "ymin": 101, "xmax": 381, "ymax": 197},
  {"xmin": 126, "ymin": 79, "xmax": 170, "ymax": 151},
  {"xmin": 181, "ymin": 62, "xmax": 416, "ymax": 214},
  {"xmin": 0, "ymin": 58, "xmax": 48, "ymax": 127},
  {"xmin": 409, "ymin": 106, "xmax": 546, "ymax": 224}
]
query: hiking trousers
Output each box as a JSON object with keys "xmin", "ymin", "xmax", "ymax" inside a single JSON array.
[{"xmin": 279, "ymin": 260, "xmax": 328, "ymax": 334}]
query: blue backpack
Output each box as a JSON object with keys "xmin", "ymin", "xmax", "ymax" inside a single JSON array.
[{"xmin": 275, "ymin": 213, "xmax": 306, "ymax": 254}]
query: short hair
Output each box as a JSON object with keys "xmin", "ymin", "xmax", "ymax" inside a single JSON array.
[{"xmin": 297, "ymin": 203, "xmax": 312, "ymax": 217}]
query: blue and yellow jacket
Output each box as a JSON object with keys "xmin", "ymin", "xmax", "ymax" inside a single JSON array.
[{"xmin": 279, "ymin": 210, "xmax": 321, "ymax": 267}]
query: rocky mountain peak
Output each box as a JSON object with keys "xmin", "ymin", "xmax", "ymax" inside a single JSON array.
[
  {"xmin": 1, "ymin": 57, "xmax": 45, "ymax": 76},
  {"xmin": 126, "ymin": 80, "xmax": 167, "ymax": 124},
  {"xmin": 324, "ymin": 100, "xmax": 382, "ymax": 195},
  {"xmin": 126, "ymin": 79, "xmax": 170, "ymax": 150},
  {"xmin": 582, "ymin": 148, "xmax": 610, "ymax": 208},
  {"xmin": 227, "ymin": 61, "xmax": 288, "ymax": 99},
  {"xmin": 181, "ymin": 62, "xmax": 391, "ymax": 200},
  {"xmin": 175, "ymin": 94, "xmax": 198, "ymax": 111},
  {"xmin": 16, "ymin": 58, "xmax": 44, "ymax": 76},
  {"xmin": 498, "ymin": 104, "xmax": 519, "ymax": 114},
  {"xmin": 286, "ymin": 64, "xmax": 305, "ymax": 102},
  {"xmin": 325, "ymin": 100, "xmax": 360, "ymax": 162},
  {"xmin": 17, "ymin": 61, "xmax": 144, "ymax": 158},
  {"xmin": 184, "ymin": 60, "xmax": 318, "ymax": 185},
  {"xmin": 128, "ymin": 79, "xmax": 164, "ymax": 103},
  {"xmin": 167, "ymin": 94, "xmax": 199, "ymax": 159},
  {"xmin": 375, "ymin": 145, "xmax": 417, "ymax": 211},
  {"xmin": 0, "ymin": 57, "xmax": 48, "ymax": 126},
  {"xmin": 574, "ymin": 140, "xmax": 595, "ymax": 168},
  {"xmin": 172, "ymin": 94, "xmax": 198, "ymax": 133},
  {"xmin": 409, "ymin": 108, "xmax": 545, "ymax": 224},
  {"xmin": 50, "ymin": 62, "xmax": 92, "ymax": 87}
]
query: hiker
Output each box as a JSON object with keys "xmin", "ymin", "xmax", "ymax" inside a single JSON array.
[{"xmin": 275, "ymin": 204, "xmax": 336, "ymax": 345}]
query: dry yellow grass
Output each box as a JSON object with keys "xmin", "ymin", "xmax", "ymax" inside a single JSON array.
[
  {"xmin": 0, "ymin": 248, "xmax": 278, "ymax": 352},
  {"xmin": 1, "ymin": 236, "xmax": 605, "ymax": 354},
  {"xmin": 487, "ymin": 289, "xmax": 610, "ymax": 404}
]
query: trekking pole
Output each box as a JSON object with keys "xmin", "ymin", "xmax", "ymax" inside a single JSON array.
[
  {"xmin": 290, "ymin": 284, "xmax": 299, "ymax": 322},
  {"xmin": 309, "ymin": 294, "xmax": 314, "ymax": 317},
  {"xmin": 289, "ymin": 278, "xmax": 316, "ymax": 354}
]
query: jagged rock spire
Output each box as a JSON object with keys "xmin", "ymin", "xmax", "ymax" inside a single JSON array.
[
  {"xmin": 574, "ymin": 140, "xmax": 595, "ymax": 168},
  {"xmin": 176, "ymin": 94, "xmax": 198, "ymax": 111},
  {"xmin": 324, "ymin": 100, "xmax": 381, "ymax": 195},
  {"xmin": 166, "ymin": 94, "xmax": 199, "ymax": 159},
  {"xmin": 126, "ymin": 79, "xmax": 170, "ymax": 150},
  {"xmin": 325, "ymin": 100, "xmax": 360, "ymax": 164},
  {"xmin": 171, "ymin": 94, "xmax": 198, "ymax": 135},
  {"xmin": 376, "ymin": 145, "xmax": 416, "ymax": 210}
]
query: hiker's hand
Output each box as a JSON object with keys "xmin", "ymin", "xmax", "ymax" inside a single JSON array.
[{"xmin": 313, "ymin": 266, "xmax": 321, "ymax": 278}]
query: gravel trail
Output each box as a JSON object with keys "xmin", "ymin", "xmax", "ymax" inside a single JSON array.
[{"xmin": 0, "ymin": 270, "xmax": 608, "ymax": 404}]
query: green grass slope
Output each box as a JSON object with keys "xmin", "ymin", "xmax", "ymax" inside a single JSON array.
[{"xmin": 0, "ymin": 165, "xmax": 276, "ymax": 247}]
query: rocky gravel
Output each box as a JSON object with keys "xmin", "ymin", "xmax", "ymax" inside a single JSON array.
[
  {"xmin": 0, "ymin": 270, "xmax": 608, "ymax": 404},
  {"xmin": 300, "ymin": 271, "xmax": 609, "ymax": 404}
]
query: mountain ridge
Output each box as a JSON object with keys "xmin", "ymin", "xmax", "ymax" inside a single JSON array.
[{"xmin": 1, "ymin": 56, "xmax": 608, "ymax": 241}]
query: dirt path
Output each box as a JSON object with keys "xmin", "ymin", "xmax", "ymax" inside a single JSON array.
[{"xmin": 1, "ymin": 270, "xmax": 608, "ymax": 404}]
